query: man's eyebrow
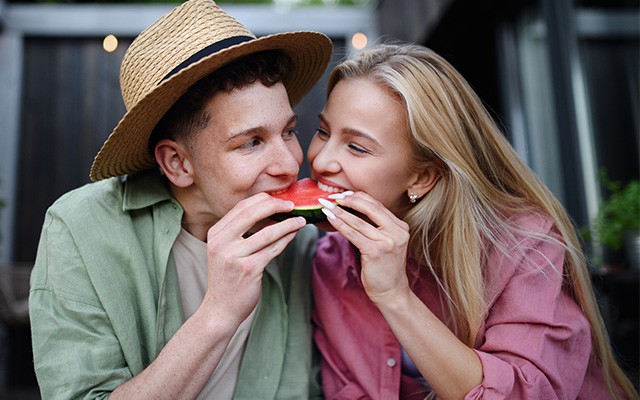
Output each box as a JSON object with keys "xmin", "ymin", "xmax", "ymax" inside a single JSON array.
[
  {"xmin": 318, "ymin": 112, "xmax": 381, "ymax": 147},
  {"xmin": 225, "ymin": 114, "xmax": 298, "ymax": 142}
]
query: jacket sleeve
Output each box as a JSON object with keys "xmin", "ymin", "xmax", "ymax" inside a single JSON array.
[
  {"xmin": 29, "ymin": 211, "xmax": 132, "ymax": 400},
  {"xmin": 464, "ymin": 223, "xmax": 593, "ymax": 399}
]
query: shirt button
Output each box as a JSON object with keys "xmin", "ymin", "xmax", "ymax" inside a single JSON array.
[{"xmin": 386, "ymin": 358, "xmax": 397, "ymax": 367}]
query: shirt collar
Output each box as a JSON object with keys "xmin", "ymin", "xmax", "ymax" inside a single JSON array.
[{"xmin": 122, "ymin": 169, "xmax": 174, "ymax": 211}]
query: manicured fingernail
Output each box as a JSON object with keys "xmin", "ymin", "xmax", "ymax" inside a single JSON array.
[
  {"xmin": 321, "ymin": 208, "xmax": 336, "ymax": 220},
  {"xmin": 318, "ymin": 198, "xmax": 335, "ymax": 210},
  {"xmin": 284, "ymin": 200, "xmax": 295, "ymax": 208},
  {"xmin": 328, "ymin": 190, "xmax": 354, "ymax": 199}
]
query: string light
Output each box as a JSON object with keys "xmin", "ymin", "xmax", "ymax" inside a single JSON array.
[
  {"xmin": 351, "ymin": 32, "xmax": 367, "ymax": 49},
  {"xmin": 103, "ymin": 35, "xmax": 118, "ymax": 53}
]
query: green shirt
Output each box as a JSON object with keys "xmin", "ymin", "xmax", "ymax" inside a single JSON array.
[{"xmin": 29, "ymin": 171, "xmax": 321, "ymax": 399}]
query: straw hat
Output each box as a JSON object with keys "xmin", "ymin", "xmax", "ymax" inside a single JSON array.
[{"xmin": 89, "ymin": 0, "xmax": 332, "ymax": 181}]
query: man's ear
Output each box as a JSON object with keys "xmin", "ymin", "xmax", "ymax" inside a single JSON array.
[
  {"xmin": 154, "ymin": 139, "xmax": 194, "ymax": 188},
  {"xmin": 408, "ymin": 167, "xmax": 440, "ymax": 200}
]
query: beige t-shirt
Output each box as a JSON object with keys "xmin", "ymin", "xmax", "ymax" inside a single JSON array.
[{"xmin": 172, "ymin": 228, "xmax": 257, "ymax": 400}]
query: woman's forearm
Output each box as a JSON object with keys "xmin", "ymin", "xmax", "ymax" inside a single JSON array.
[{"xmin": 375, "ymin": 290, "xmax": 483, "ymax": 400}]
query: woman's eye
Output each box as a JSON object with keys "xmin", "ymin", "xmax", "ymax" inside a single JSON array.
[{"xmin": 348, "ymin": 143, "xmax": 370, "ymax": 154}]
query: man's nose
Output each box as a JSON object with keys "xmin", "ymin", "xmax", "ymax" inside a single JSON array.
[{"xmin": 269, "ymin": 139, "xmax": 302, "ymax": 177}]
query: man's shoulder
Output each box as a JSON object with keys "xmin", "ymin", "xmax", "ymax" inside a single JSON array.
[
  {"xmin": 48, "ymin": 177, "xmax": 125, "ymax": 219},
  {"xmin": 48, "ymin": 171, "xmax": 172, "ymax": 221}
]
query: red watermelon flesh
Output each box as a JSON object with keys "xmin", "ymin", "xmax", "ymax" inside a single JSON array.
[{"xmin": 270, "ymin": 178, "xmax": 335, "ymax": 223}]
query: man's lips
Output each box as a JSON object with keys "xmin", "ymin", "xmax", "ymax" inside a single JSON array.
[
  {"xmin": 267, "ymin": 181, "xmax": 297, "ymax": 195},
  {"xmin": 268, "ymin": 188, "xmax": 288, "ymax": 195}
]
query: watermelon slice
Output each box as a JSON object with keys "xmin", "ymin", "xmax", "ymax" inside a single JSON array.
[{"xmin": 271, "ymin": 178, "xmax": 335, "ymax": 223}]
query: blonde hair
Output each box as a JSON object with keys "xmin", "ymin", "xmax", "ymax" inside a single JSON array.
[{"xmin": 327, "ymin": 43, "xmax": 636, "ymax": 399}]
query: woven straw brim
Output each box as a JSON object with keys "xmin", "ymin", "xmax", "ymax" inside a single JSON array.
[{"xmin": 90, "ymin": 31, "xmax": 331, "ymax": 181}]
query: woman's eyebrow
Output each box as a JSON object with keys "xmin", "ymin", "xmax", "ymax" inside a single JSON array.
[{"xmin": 318, "ymin": 113, "xmax": 381, "ymax": 147}]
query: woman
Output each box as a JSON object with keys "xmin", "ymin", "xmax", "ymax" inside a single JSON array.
[{"xmin": 309, "ymin": 43, "xmax": 637, "ymax": 399}]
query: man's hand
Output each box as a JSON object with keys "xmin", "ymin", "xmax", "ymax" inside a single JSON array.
[{"xmin": 203, "ymin": 192, "xmax": 306, "ymax": 325}]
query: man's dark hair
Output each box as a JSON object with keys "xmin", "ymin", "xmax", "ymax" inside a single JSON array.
[{"xmin": 148, "ymin": 50, "xmax": 294, "ymax": 155}]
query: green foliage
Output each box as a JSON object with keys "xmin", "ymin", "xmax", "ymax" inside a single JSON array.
[{"xmin": 592, "ymin": 171, "xmax": 640, "ymax": 251}]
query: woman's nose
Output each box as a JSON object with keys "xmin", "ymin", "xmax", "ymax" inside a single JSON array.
[{"xmin": 309, "ymin": 138, "xmax": 340, "ymax": 175}]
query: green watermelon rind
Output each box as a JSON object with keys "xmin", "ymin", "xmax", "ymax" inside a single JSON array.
[{"xmin": 271, "ymin": 207, "xmax": 327, "ymax": 224}]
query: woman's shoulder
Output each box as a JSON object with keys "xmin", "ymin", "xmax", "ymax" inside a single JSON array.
[
  {"xmin": 509, "ymin": 211, "xmax": 556, "ymax": 237},
  {"xmin": 495, "ymin": 211, "xmax": 562, "ymax": 257},
  {"xmin": 514, "ymin": 211, "xmax": 555, "ymax": 233},
  {"xmin": 484, "ymin": 211, "xmax": 566, "ymax": 291}
]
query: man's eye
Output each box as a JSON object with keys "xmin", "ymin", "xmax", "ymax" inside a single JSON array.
[
  {"xmin": 283, "ymin": 129, "xmax": 298, "ymax": 139},
  {"xmin": 239, "ymin": 138, "xmax": 261, "ymax": 149},
  {"xmin": 315, "ymin": 128, "xmax": 329, "ymax": 139}
]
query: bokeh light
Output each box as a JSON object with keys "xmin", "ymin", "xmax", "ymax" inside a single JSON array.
[
  {"xmin": 103, "ymin": 35, "xmax": 118, "ymax": 53},
  {"xmin": 351, "ymin": 32, "xmax": 367, "ymax": 49}
]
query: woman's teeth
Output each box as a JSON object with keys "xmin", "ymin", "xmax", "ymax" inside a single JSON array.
[{"xmin": 317, "ymin": 182, "xmax": 345, "ymax": 193}]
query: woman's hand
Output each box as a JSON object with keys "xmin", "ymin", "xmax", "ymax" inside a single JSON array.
[
  {"xmin": 322, "ymin": 192, "xmax": 483, "ymax": 400},
  {"xmin": 321, "ymin": 191, "xmax": 412, "ymax": 305}
]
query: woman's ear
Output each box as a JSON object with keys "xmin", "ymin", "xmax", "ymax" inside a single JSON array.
[
  {"xmin": 154, "ymin": 139, "xmax": 194, "ymax": 188},
  {"xmin": 408, "ymin": 167, "xmax": 440, "ymax": 200}
]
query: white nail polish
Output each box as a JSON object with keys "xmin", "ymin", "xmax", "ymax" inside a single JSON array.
[
  {"xmin": 318, "ymin": 198, "xmax": 335, "ymax": 210},
  {"xmin": 328, "ymin": 190, "xmax": 354, "ymax": 199},
  {"xmin": 321, "ymin": 208, "xmax": 336, "ymax": 220}
]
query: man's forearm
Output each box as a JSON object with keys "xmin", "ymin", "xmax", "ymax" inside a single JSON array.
[{"xmin": 110, "ymin": 306, "xmax": 239, "ymax": 400}]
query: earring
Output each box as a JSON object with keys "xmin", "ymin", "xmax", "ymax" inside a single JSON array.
[{"xmin": 409, "ymin": 192, "xmax": 418, "ymax": 203}]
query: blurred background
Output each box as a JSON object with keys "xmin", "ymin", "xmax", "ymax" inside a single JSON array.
[{"xmin": 0, "ymin": 0, "xmax": 637, "ymax": 398}]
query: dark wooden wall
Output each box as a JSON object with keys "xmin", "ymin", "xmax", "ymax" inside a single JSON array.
[{"xmin": 15, "ymin": 36, "xmax": 132, "ymax": 262}]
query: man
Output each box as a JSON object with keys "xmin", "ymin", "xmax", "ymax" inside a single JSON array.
[{"xmin": 28, "ymin": 1, "xmax": 332, "ymax": 398}]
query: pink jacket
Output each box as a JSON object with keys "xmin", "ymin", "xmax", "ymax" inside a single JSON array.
[{"xmin": 313, "ymin": 213, "xmax": 609, "ymax": 399}]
